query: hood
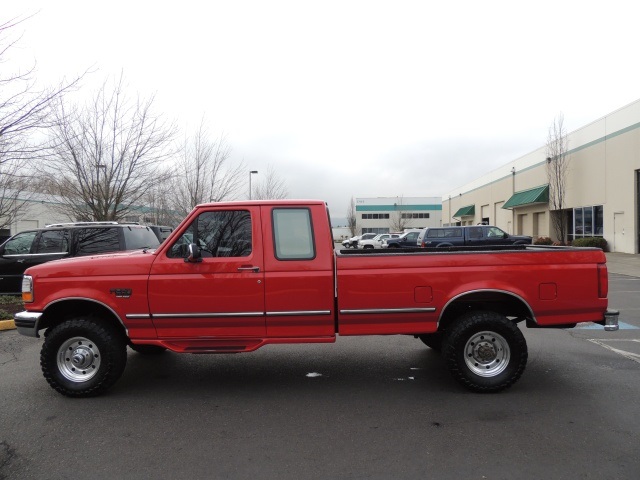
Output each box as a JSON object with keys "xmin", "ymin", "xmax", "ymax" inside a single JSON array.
[{"xmin": 24, "ymin": 249, "xmax": 158, "ymax": 278}]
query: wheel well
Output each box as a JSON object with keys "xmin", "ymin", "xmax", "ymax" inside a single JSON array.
[
  {"xmin": 39, "ymin": 299, "xmax": 127, "ymax": 338},
  {"xmin": 438, "ymin": 291, "xmax": 532, "ymax": 332}
]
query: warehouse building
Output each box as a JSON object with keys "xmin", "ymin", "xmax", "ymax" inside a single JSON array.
[
  {"xmin": 442, "ymin": 98, "xmax": 640, "ymax": 253},
  {"xmin": 356, "ymin": 196, "xmax": 442, "ymax": 234}
]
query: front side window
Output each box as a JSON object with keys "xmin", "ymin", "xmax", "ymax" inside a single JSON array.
[
  {"xmin": 486, "ymin": 227, "xmax": 506, "ymax": 238},
  {"xmin": 272, "ymin": 208, "xmax": 315, "ymax": 260},
  {"xmin": 2, "ymin": 231, "xmax": 38, "ymax": 255},
  {"xmin": 75, "ymin": 228, "xmax": 120, "ymax": 256},
  {"xmin": 167, "ymin": 210, "xmax": 252, "ymax": 259},
  {"xmin": 404, "ymin": 231, "xmax": 419, "ymax": 242}
]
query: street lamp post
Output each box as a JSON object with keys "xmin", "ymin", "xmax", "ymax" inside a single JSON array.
[{"xmin": 249, "ymin": 170, "xmax": 258, "ymax": 200}]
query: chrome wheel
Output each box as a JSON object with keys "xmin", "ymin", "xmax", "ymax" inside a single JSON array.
[
  {"xmin": 464, "ymin": 330, "xmax": 510, "ymax": 377},
  {"xmin": 57, "ymin": 336, "xmax": 101, "ymax": 382}
]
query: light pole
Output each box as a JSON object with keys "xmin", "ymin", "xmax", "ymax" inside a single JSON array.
[{"xmin": 249, "ymin": 170, "xmax": 258, "ymax": 200}]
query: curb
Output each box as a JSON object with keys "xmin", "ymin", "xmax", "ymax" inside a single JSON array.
[{"xmin": 0, "ymin": 319, "xmax": 16, "ymax": 331}]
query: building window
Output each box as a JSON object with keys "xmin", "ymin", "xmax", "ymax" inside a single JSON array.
[
  {"xmin": 570, "ymin": 205, "xmax": 603, "ymax": 240},
  {"xmin": 362, "ymin": 213, "xmax": 390, "ymax": 220},
  {"xmin": 400, "ymin": 213, "xmax": 430, "ymax": 219}
]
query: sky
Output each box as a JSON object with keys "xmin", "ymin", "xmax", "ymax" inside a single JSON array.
[{"xmin": 4, "ymin": 0, "xmax": 640, "ymax": 219}]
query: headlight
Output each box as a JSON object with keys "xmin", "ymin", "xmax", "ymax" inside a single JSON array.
[{"xmin": 22, "ymin": 275, "xmax": 34, "ymax": 303}]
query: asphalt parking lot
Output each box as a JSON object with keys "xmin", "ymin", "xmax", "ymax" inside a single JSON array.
[{"xmin": 0, "ymin": 260, "xmax": 638, "ymax": 479}]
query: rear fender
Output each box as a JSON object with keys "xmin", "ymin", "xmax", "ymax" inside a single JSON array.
[{"xmin": 438, "ymin": 289, "xmax": 534, "ymax": 331}]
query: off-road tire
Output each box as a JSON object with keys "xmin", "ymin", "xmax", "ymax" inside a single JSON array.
[
  {"xmin": 442, "ymin": 311, "xmax": 527, "ymax": 393},
  {"xmin": 40, "ymin": 316, "xmax": 127, "ymax": 397}
]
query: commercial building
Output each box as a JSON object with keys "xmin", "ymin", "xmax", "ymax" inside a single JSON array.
[
  {"xmin": 442, "ymin": 98, "xmax": 640, "ymax": 253},
  {"xmin": 0, "ymin": 191, "xmax": 170, "ymax": 243},
  {"xmin": 356, "ymin": 197, "xmax": 442, "ymax": 234}
]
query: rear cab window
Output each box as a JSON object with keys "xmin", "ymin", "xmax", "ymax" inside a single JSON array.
[
  {"xmin": 272, "ymin": 208, "xmax": 315, "ymax": 260},
  {"xmin": 427, "ymin": 228, "xmax": 463, "ymax": 238}
]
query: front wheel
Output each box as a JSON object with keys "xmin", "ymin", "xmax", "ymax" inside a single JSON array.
[
  {"xmin": 40, "ymin": 316, "xmax": 127, "ymax": 397},
  {"xmin": 442, "ymin": 311, "xmax": 527, "ymax": 392}
]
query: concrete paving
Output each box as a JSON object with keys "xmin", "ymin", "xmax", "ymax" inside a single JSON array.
[{"xmin": 605, "ymin": 252, "xmax": 640, "ymax": 278}]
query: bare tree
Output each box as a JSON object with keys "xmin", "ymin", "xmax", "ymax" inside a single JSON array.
[
  {"xmin": 43, "ymin": 74, "xmax": 175, "ymax": 221},
  {"xmin": 389, "ymin": 196, "xmax": 408, "ymax": 232},
  {"xmin": 252, "ymin": 164, "xmax": 288, "ymax": 200},
  {"xmin": 545, "ymin": 114, "xmax": 570, "ymax": 244},
  {"xmin": 346, "ymin": 196, "xmax": 357, "ymax": 236},
  {"xmin": 0, "ymin": 16, "xmax": 82, "ymax": 229},
  {"xmin": 143, "ymin": 181, "xmax": 182, "ymax": 226},
  {"xmin": 168, "ymin": 119, "xmax": 245, "ymax": 218}
]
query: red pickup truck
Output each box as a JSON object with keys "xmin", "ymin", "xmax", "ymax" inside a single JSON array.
[{"xmin": 14, "ymin": 200, "xmax": 618, "ymax": 397}]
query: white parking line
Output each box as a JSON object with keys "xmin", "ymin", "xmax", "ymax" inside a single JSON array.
[{"xmin": 587, "ymin": 339, "xmax": 640, "ymax": 364}]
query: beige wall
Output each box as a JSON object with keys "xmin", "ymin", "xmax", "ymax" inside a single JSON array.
[{"xmin": 442, "ymin": 98, "xmax": 640, "ymax": 253}]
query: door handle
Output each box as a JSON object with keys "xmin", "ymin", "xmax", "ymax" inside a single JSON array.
[{"xmin": 237, "ymin": 266, "xmax": 260, "ymax": 273}]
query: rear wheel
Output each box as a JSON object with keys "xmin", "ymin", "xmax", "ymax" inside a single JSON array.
[
  {"xmin": 40, "ymin": 316, "xmax": 127, "ymax": 397},
  {"xmin": 442, "ymin": 311, "xmax": 527, "ymax": 392}
]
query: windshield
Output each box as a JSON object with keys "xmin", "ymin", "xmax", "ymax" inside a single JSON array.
[{"xmin": 124, "ymin": 227, "xmax": 161, "ymax": 250}]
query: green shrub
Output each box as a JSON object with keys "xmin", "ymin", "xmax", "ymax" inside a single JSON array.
[
  {"xmin": 0, "ymin": 295, "xmax": 24, "ymax": 319},
  {"xmin": 533, "ymin": 236, "xmax": 553, "ymax": 245},
  {"xmin": 571, "ymin": 237, "xmax": 608, "ymax": 250}
]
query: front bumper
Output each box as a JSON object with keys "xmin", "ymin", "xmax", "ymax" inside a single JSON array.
[{"xmin": 13, "ymin": 311, "xmax": 43, "ymax": 338}]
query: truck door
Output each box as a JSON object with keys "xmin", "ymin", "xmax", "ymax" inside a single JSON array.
[
  {"xmin": 465, "ymin": 226, "xmax": 484, "ymax": 246},
  {"xmin": 483, "ymin": 226, "xmax": 511, "ymax": 245},
  {"xmin": 261, "ymin": 206, "xmax": 335, "ymax": 337},
  {"xmin": 148, "ymin": 206, "xmax": 265, "ymax": 338}
]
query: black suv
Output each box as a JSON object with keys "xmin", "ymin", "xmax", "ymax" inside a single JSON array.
[
  {"xmin": 0, "ymin": 222, "xmax": 160, "ymax": 294},
  {"xmin": 417, "ymin": 225, "xmax": 532, "ymax": 248}
]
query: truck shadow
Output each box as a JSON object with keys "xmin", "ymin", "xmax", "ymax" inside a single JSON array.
[{"xmin": 117, "ymin": 341, "xmax": 457, "ymax": 397}]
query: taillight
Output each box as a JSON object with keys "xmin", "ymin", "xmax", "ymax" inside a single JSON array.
[
  {"xmin": 22, "ymin": 275, "xmax": 34, "ymax": 303},
  {"xmin": 598, "ymin": 264, "xmax": 608, "ymax": 298}
]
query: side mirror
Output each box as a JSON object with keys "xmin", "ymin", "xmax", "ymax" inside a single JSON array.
[
  {"xmin": 503, "ymin": 233, "xmax": 509, "ymax": 239},
  {"xmin": 185, "ymin": 243, "xmax": 202, "ymax": 263}
]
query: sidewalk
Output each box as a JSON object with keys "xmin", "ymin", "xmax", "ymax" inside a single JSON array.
[{"xmin": 605, "ymin": 252, "xmax": 640, "ymax": 278}]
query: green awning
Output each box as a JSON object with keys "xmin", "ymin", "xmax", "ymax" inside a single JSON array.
[
  {"xmin": 453, "ymin": 205, "xmax": 475, "ymax": 217},
  {"xmin": 503, "ymin": 185, "xmax": 549, "ymax": 209}
]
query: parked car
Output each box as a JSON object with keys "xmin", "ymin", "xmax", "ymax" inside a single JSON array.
[
  {"xmin": 0, "ymin": 222, "xmax": 160, "ymax": 295},
  {"xmin": 343, "ymin": 233, "xmax": 377, "ymax": 248},
  {"xmin": 381, "ymin": 229, "xmax": 422, "ymax": 248},
  {"xmin": 418, "ymin": 225, "xmax": 532, "ymax": 248},
  {"xmin": 358, "ymin": 233, "xmax": 400, "ymax": 249},
  {"xmin": 149, "ymin": 225, "xmax": 173, "ymax": 243}
]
